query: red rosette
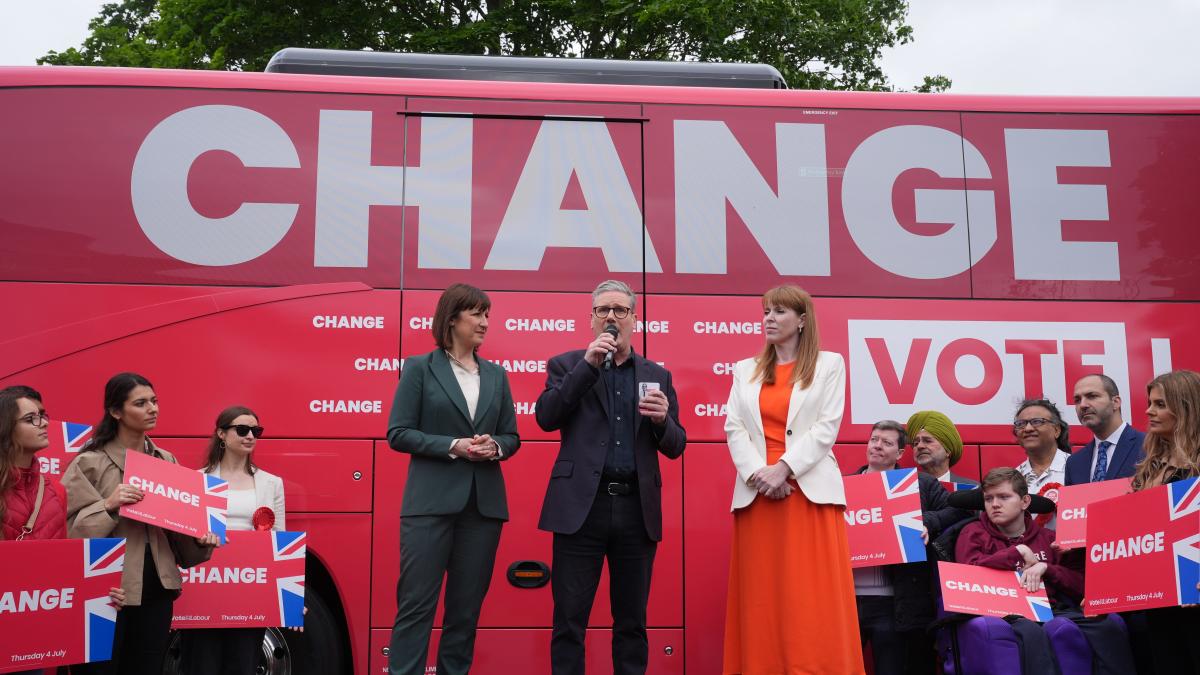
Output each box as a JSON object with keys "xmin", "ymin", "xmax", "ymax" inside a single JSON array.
[
  {"xmin": 252, "ymin": 506, "xmax": 276, "ymax": 531},
  {"xmin": 1035, "ymin": 482, "xmax": 1063, "ymax": 527}
]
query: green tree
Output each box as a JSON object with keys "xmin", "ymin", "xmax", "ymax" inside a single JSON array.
[{"xmin": 41, "ymin": 0, "xmax": 948, "ymax": 91}]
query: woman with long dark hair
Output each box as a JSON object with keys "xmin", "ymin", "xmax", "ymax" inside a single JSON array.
[
  {"xmin": 1131, "ymin": 369, "xmax": 1200, "ymax": 673},
  {"xmin": 179, "ymin": 404, "xmax": 285, "ymax": 674},
  {"xmin": 62, "ymin": 372, "xmax": 218, "ymax": 675}
]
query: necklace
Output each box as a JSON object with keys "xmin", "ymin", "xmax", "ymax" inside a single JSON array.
[{"xmin": 445, "ymin": 351, "xmax": 479, "ymax": 374}]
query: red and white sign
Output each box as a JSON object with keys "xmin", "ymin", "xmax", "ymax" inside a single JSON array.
[
  {"xmin": 120, "ymin": 451, "xmax": 228, "ymax": 543},
  {"xmin": 173, "ymin": 531, "xmax": 306, "ymax": 629},
  {"xmin": 1084, "ymin": 478, "xmax": 1200, "ymax": 615},
  {"xmin": 0, "ymin": 538, "xmax": 124, "ymax": 673},
  {"xmin": 938, "ymin": 561, "xmax": 1053, "ymax": 622},
  {"xmin": 843, "ymin": 468, "xmax": 926, "ymax": 568},
  {"xmin": 1054, "ymin": 478, "xmax": 1132, "ymax": 549}
]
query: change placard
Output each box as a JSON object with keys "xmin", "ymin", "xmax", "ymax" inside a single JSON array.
[
  {"xmin": 938, "ymin": 561, "xmax": 1053, "ymax": 622},
  {"xmin": 844, "ymin": 468, "xmax": 926, "ymax": 568},
  {"xmin": 0, "ymin": 538, "xmax": 125, "ymax": 673},
  {"xmin": 172, "ymin": 531, "xmax": 306, "ymax": 629},
  {"xmin": 120, "ymin": 450, "xmax": 227, "ymax": 544},
  {"xmin": 1084, "ymin": 477, "xmax": 1200, "ymax": 615},
  {"xmin": 1054, "ymin": 478, "xmax": 1132, "ymax": 550}
]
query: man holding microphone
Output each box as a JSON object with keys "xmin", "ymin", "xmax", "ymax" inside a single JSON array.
[{"xmin": 536, "ymin": 279, "xmax": 687, "ymax": 675}]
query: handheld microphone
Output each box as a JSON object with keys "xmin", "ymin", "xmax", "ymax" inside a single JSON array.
[{"xmin": 602, "ymin": 325, "xmax": 620, "ymax": 370}]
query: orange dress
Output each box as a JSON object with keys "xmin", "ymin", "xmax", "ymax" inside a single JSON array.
[{"xmin": 723, "ymin": 362, "xmax": 864, "ymax": 675}]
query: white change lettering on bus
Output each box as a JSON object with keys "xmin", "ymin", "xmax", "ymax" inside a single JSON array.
[
  {"xmin": 694, "ymin": 403, "xmax": 729, "ymax": 417},
  {"xmin": 693, "ymin": 321, "xmax": 762, "ymax": 335},
  {"xmin": 354, "ymin": 357, "xmax": 401, "ymax": 371},
  {"xmin": 635, "ymin": 321, "xmax": 670, "ymax": 334},
  {"xmin": 514, "ymin": 401, "xmax": 537, "ymax": 415},
  {"xmin": 409, "ymin": 317, "xmax": 433, "ymax": 330},
  {"xmin": 504, "ymin": 318, "xmax": 575, "ymax": 332},
  {"xmin": 309, "ymin": 400, "xmax": 383, "ymax": 414},
  {"xmin": 132, "ymin": 106, "xmax": 1119, "ymax": 283},
  {"xmin": 499, "ymin": 360, "xmax": 547, "ymax": 373},
  {"xmin": 712, "ymin": 362, "xmax": 738, "ymax": 375},
  {"xmin": 847, "ymin": 320, "xmax": 1128, "ymax": 426},
  {"xmin": 312, "ymin": 315, "xmax": 384, "ymax": 329}
]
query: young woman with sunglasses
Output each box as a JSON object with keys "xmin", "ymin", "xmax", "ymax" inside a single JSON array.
[
  {"xmin": 180, "ymin": 405, "xmax": 285, "ymax": 675},
  {"xmin": 63, "ymin": 372, "xmax": 218, "ymax": 675}
]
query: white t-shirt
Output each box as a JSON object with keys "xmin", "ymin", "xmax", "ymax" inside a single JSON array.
[{"xmin": 226, "ymin": 488, "xmax": 256, "ymax": 531}]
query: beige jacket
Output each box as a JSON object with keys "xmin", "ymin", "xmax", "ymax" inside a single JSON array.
[
  {"xmin": 724, "ymin": 351, "xmax": 848, "ymax": 511},
  {"xmin": 62, "ymin": 439, "xmax": 213, "ymax": 605}
]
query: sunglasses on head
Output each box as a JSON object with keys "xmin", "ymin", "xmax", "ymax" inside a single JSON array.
[{"xmin": 222, "ymin": 424, "xmax": 264, "ymax": 438}]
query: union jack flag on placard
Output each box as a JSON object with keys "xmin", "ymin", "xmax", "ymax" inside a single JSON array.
[
  {"xmin": 1018, "ymin": 571, "xmax": 1055, "ymax": 622},
  {"xmin": 845, "ymin": 468, "xmax": 926, "ymax": 567},
  {"xmin": 203, "ymin": 474, "xmax": 229, "ymax": 545},
  {"xmin": 1168, "ymin": 478, "xmax": 1200, "ymax": 605},
  {"xmin": 62, "ymin": 422, "xmax": 93, "ymax": 453}
]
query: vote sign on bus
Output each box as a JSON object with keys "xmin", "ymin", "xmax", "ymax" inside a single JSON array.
[
  {"xmin": 0, "ymin": 538, "xmax": 125, "ymax": 673},
  {"xmin": 120, "ymin": 451, "xmax": 228, "ymax": 544},
  {"xmin": 1084, "ymin": 477, "xmax": 1200, "ymax": 615},
  {"xmin": 1053, "ymin": 478, "xmax": 1132, "ymax": 550},
  {"xmin": 172, "ymin": 531, "xmax": 306, "ymax": 629},
  {"xmin": 843, "ymin": 468, "xmax": 926, "ymax": 568},
  {"xmin": 938, "ymin": 561, "xmax": 1054, "ymax": 622}
]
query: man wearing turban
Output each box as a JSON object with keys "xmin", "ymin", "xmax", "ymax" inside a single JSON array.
[{"xmin": 906, "ymin": 411, "xmax": 978, "ymax": 486}]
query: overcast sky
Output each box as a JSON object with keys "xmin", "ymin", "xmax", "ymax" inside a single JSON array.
[{"xmin": 3, "ymin": 0, "xmax": 1199, "ymax": 96}]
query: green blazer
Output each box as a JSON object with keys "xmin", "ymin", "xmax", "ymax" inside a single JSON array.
[{"xmin": 387, "ymin": 349, "xmax": 521, "ymax": 520}]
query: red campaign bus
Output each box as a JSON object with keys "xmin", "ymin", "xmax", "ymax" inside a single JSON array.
[{"xmin": 2, "ymin": 49, "xmax": 1199, "ymax": 674}]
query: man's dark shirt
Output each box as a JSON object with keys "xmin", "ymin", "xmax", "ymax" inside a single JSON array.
[{"xmin": 603, "ymin": 356, "xmax": 637, "ymax": 477}]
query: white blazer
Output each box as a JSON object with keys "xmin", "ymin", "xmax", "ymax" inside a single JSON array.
[
  {"xmin": 724, "ymin": 351, "xmax": 847, "ymax": 511},
  {"xmin": 207, "ymin": 465, "xmax": 287, "ymax": 531}
]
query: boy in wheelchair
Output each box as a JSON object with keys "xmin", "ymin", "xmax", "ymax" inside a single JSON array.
[{"xmin": 949, "ymin": 467, "xmax": 1134, "ymax": 674}]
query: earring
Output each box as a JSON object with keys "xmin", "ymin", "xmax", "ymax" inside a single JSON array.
[{"xmin": 220, "ymin": 440, "xmax": 226, "ymax": 450}]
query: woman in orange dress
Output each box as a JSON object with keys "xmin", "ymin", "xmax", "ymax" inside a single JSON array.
[{"xmin": 722, "ymin": 285, "xmax": 863, "ymax": 674}]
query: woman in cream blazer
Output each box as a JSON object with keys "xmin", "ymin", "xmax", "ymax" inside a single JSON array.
[
  {"xmin": 180, "ymin": 405, "xmax": 286, "ymax": 675},
  {"xmin": 721, "ymin": 285, "xmax": 863, "ymax": 675},
  {"xmin": 724, "ymin": 349, "xmax": 847, "ymax": 510}
]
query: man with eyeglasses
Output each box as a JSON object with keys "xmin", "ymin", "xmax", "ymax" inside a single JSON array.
[{"xmin": 535, "ymin": 279, "xmax": 687, "ymax": 675}]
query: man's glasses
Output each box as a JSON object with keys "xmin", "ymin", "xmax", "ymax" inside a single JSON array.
[
  {"xmin": 223, "ymin": 424, "xmax": 265, "ymax": 438},
  {"xmin": 1012, "ymin": 418, "xmax": 1052, "ymax": 431},
  {"xmin": 17, "ymin": 411, "xmax": 50, "ymax": 426},
  {"xmin": 592, "ymin": 305, "xmax": 631, "ymax": 319}
]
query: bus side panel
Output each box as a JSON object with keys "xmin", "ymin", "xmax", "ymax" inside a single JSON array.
[
  {"xmin": 371, "ymin": 441, "xmax": 683, "ymax": 630},
  {"xmin": 0, "ymin": 283, "xmax": 399, "ymax": 440},
  {"xmin": 369, "ymin": 627, "xmax": 684, "ymax": 673},
  {"xmin": 962, "ymin": 112, "xmax": 1200, "ymax": 301}
]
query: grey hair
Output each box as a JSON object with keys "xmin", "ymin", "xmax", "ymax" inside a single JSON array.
[{"xmin": 592, "ymin": 279, "xmax": 636, "ymax": 311}]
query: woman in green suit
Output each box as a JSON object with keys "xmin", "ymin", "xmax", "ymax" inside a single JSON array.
[{"xmin": 386, "ymin": 283, "xmax": 521, "ymax": 675}]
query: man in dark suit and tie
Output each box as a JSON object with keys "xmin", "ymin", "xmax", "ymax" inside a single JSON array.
[
  {"xmin": 1066, "ymin": 374, "xmax": 1145, "ymax": 485},
  {"xmin": 536, "ymin": 279, "xmax": 687, "ymax": 675},
  {"xmin": 1066, "ymin": 373, "xmax": 1155, "ymax": 673}
]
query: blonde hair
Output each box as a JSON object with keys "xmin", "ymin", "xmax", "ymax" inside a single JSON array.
[
  {"xmin": 752, "ymin": 285, "xmax": 820, "ymax": 390},
  {"xmin": 1132, "ymin": 369, "xmax": 1200, "ymax": 491}
]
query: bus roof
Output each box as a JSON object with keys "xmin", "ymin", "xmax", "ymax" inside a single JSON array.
[
  {"xmin": 3, "ymin": 65, "xmax": 1199, "ymax": 115},
  {"xmin": 264, "ymin": 49, "xmax": 788, "ymax": 89}
]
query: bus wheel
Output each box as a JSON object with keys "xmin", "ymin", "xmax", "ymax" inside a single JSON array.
[{"xmin": 163, "ymin": 591, "xmax": 344, "ymax": 675}]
